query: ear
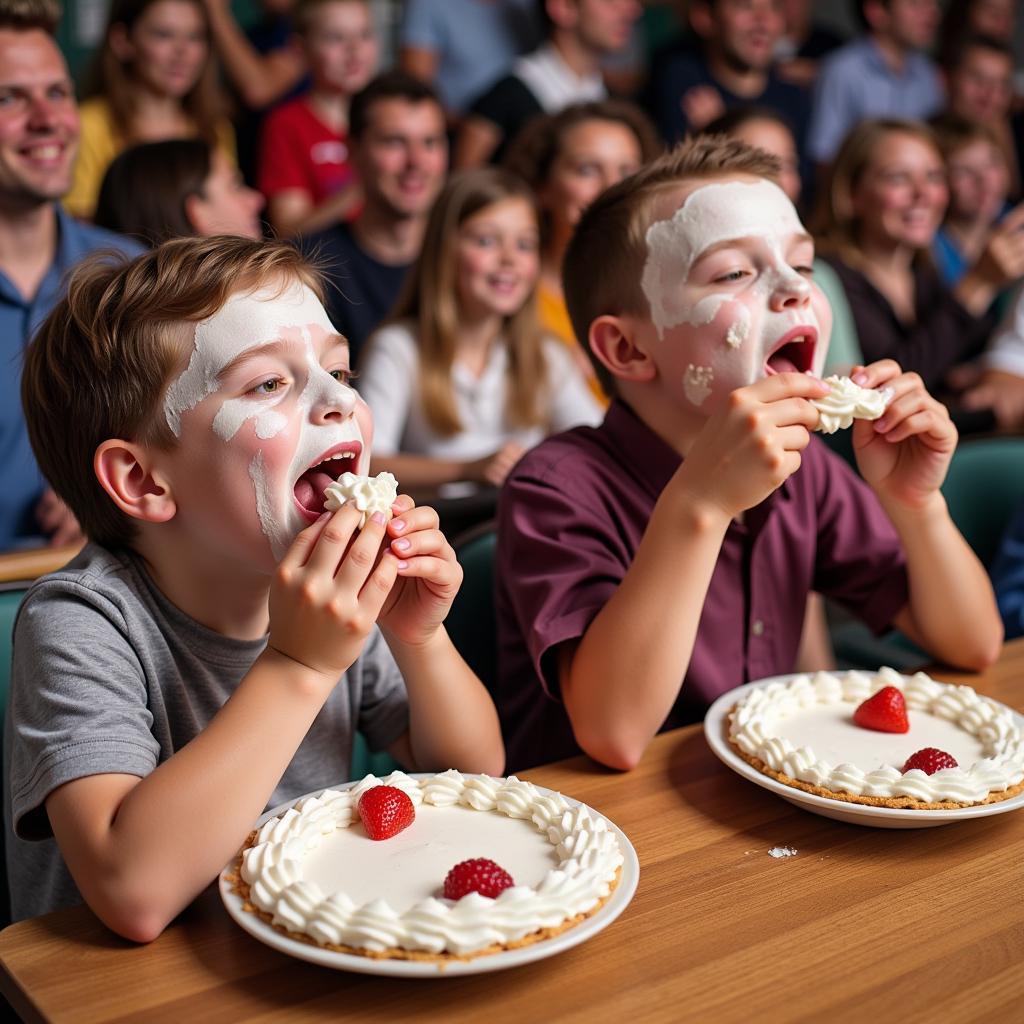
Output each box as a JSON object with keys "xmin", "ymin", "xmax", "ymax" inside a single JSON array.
[
  {"xmin": 94, "ymin": 440, "xmax": 177, "ymax": 525},
  {"xmin": 183, "ymin": 191, "xmax": 209, "ymax": 235},
  {"xmin": 546, "ymin": 0, "xmax": 577, "ymax": 32},
  {"xmin": 589, "ymin": 314, "xmax": 657, "ymax": 384},
  {"xmin": 107, "ymin": 24, "xmax": 134, "ymax": 64}
]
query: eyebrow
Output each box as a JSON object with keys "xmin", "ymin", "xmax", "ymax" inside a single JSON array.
[
  {"xmin": 691, "ymin": 232, "xmax": 814, "ymax": 263},
  {"xmin": 217, "ymin": 336, "xmax": 349, "ymax": 379}
]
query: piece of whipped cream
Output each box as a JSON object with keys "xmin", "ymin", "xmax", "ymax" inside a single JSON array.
[
  {"xmin": 729, "ymin": 667, "xmax": 1024, "ymax": 804},
  {"xmin": 239, "ymin": 770, "xmax": 624, "ymax": 956},
  {"xmin": 323, "ymin": 471, "xmax": 399, "ymax": 527},
  {"xmin": 811, "ymin": 375, "xmax": 892, "ymax": 434}
]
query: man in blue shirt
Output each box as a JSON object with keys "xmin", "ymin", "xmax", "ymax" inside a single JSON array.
[
  {"xmin": 807, "ymin": 0, "xmax": 943, "ymax": 166},
  {"xmin": 0, "ymin": 0, "xmax": 142, "ymax": 550}
]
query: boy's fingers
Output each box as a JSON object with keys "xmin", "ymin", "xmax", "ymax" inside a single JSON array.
[
  {"xmin": 393, "ymin": 554, "xmax": 460, "ymax": 587},
  {"xmin": 358, "ymin": 551, "xmax": 400, "ymax": 616},
  {"xmin": 332, "ymin": 512, "xmax": 389, "ymax": 590},
  {"xmin": 765, "ymin": 396, "xmax": 823, "ymax": 430},
  {"xmin": 850, "ymin": 360, "xmax": 903, "ymax": 389},
  {"xmin": 279, "ymin": 512, "xmax": 331, "ymax": 570},
  {"xmin": 304, "ymin": 503, "xmax": 363, "ymax": 575},
  {"xmin": 882, "ymin": 410, "xmax": 946, "ymax": 445},
  {"xmin": 747, "ymin": 372, "xmax": 830, "ymax": 402},
  {"xmin": 391, "ymin": 493, "xmax": 415, "ymax": 515},
  {"xmin": 390, "ymin": 528, "xmax": 449, "ymax": 560},
  {"xmin": 772, "ymin": 424, "xmax": 815, "ymax": 452},
  {"xmin": 388, "ymin": 504, "xmax": 440, "ymax": 538}
]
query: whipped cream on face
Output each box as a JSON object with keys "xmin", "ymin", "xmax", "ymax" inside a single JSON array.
[
  {"xmin": 729, "ymin": 668, "xmax": 1024, "ymax": 804},
  {"xmin": 239, "ymin": 771, "xmax": 624, "ymax": 956},
  {"xmin": 812, "ymin": 375, "xmax": 893, "ymax": 434},
  {"xmin": 323, "ymin": 471, "xmax": 399, "ymax": 527}
]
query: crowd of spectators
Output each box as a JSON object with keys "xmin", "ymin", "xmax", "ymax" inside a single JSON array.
[{"xmin": 4, "ymin": 0, "xmax": 1024, "ymax": 645}]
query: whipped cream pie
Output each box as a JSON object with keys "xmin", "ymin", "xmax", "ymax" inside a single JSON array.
[
  {"xmin": 230, "ymin": 771, "xmax": 624, "ymax": 960},
  {"xmin": 728, "ymin": 668, "xmax": 1024, "ymax": 809}
]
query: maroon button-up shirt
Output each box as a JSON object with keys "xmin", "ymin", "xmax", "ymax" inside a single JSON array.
[{"xmin": 495, "ymin": 400, "xmax": 910, "ymax": 770}]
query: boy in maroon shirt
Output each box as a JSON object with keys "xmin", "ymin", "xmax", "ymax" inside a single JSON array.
[{"xmin": 495, "ymin": 137, "xmax": 1002, "ymax": 772}]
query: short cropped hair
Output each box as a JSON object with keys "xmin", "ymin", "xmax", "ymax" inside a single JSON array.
[
  {"xmin": 348, "ymin": 70, "xmax": 441, "ymax": 142},
  {"xmin": 563, "ymin": 136, "xmax": 781, "ymax": 394},
  {"xmin": 23, "ymin": 237, "xmax": 324, "ymax": 550},
  {"xmin": 0, "ymin": 0, "xmax": 60, "ymax": 32},
  {"xmin": 930, "ymin": 112, "xmax": 1005, "ymax": 162},
  {"xmin": 292, "ymin": 0, "xmax": 367, "ymax": 38}
]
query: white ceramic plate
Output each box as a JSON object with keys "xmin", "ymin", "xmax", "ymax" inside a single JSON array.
[
  {"xmin": 219, "ymin": 777, "xmax": 639, "ymax": 976},
  {"xmin": 703, "ymin": 675, "xmax": 1024, "ymax": 829}
]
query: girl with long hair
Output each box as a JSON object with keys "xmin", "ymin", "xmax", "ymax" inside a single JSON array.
[
  {"xmin": 358, "ymin": 167, "xmax": 602, "ymax": 490},
  {"xmin": 67, "ymin": 0, "xmax": 236, "ymax": 219}
]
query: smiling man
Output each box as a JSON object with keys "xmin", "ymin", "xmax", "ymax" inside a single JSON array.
[
  {"xmin": 301, "ymin": 70, "xmax": 448, "ymax": 368},
  {"xmin": 0, "ymin": 0, "xmax": 141, "ymax": 550}
]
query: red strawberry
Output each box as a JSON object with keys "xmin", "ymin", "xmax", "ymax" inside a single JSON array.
[
  {"xmin": 443, "ymin": 858, "xmax": 514, "ymax": 900},
  {"xmin": 902, "ymin": 748, "xmax": 958, "ymax": 775},
  {"xmin": 853, "ymin": 686, "xmax": 909, "ymax": 733},
  {"xmin": 358, "ymin": 785, "xmax": 415, "ymax": 840}
]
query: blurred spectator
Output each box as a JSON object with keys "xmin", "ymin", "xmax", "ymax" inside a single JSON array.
[
  {"xmin": 649, "ymin": 0, "xmax": 810, "ymax": 159},
  {"xmin": 201, "ymin": 0, "xmax": 308, "ymax": 185},
  {"xmin": 301, "ymin": 71, "xmax": 448, "ymax": 365},
  {"xmin": 399, "ymin": 0, "xmax": 541, "ymax": 119},
  {"xmin": 504, "ymin": 99, "xmax": 659, "ymax": 400},
  {"xmin": 773, "ymin": 0, "xmax": 845, "ymax": 88},
  {"xmin": 67, "ymin": 0, "xmax": 235, "ymax": 220},
  {"xmin": 941, "ymin": 34, "xmax": 1018, "ymax": 197},
  {"xmin": 456, "ymin": 0, "xmax": 641, "ymax": 168},
  {"xmin": 807, "ymin": 0, "xmax": 942, "ymax": 168},
  {"xmin": 359, "ymin": 168, "xmax": 602, "ymax": 491},
  {"xmin": 816, "ymin": 119, "xmax": 1024, "ymax": 433},
  {"xmin": 704, "ymin": 106, "xmax": 800, "ymax": 202},
  {"xmin": 259, "ymin": 0, "xmax": 378, "ymax": 237},
  {"xmin": 0, "ymin": 0, "xmax": 142, "ymax": 549},
  {"xmin": 937, "ymin": 0, "xmax": 1016, "ymax": 68},
  {"xmin": 94, "ymin": 139, "xmax": 264, "ymax": 245},
  {"xmin": 931, "ymin": 116, "xmax": 1012, "ymax": 290}
]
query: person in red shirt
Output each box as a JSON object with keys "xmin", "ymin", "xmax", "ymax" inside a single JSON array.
[{"xmin": 258, "ymin": 0, "xmax": 377, "ymax": 236}]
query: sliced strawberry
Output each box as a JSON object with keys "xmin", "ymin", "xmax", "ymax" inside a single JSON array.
[
  {"xmin": 902, "ymin": 748, "xmax": 958, "ymax": 774},
  {"xmin": 852, "ymin": 685, "xmax": 909, "ymax": 733},
  {"xmin": 357, "ymin": 785, "xmax": 415, "ymax": 840},
  {"xmin": 443, "ymin": 858, "xmax": 514, "ymax": 900}
]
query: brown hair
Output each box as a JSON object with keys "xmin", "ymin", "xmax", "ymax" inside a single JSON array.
[
  {"xmin": 563, "ymin": 135, "xmax": 781, "ymax": 394},
  {"xmin": 380, "ymin": 167, "xmax": 547, "ymax": 436},
  {"xmin": 815, "ymin": 118, "xmax": 942, "ymax": 266},
  {"xmin": 0, "ymin": 0, "xmax": 60, "ymax": 32},
  {"xmin": 85, "ymin": 0, "xmax": 222, "ymax": 148},
  {"xmin": 94, "ymin": 138, "xmax": 212, "ymax": 246},
  {"xmin": 292, "ymin": 0, "xmax": 367, "ymax": 37},
  {"xmin": 23, "ymin": 237, "xmax": 323, "ymax": 549},
  {"xmin": 930, "ymin": 112, "xmax": 1005, "ymax": 163}
]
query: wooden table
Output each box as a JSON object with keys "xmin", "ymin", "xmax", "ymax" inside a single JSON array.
[{"xmin": 3, "ymin": 646, "xmax": 1024, "ymax": 1024}]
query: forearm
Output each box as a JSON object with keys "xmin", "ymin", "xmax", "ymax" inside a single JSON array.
[
  {"xmin": 564, "ymin": 494, "xmax": 729, "ymax": 771},
  {"xmin": 887, "ymin": 494, "xmax": 1003, "ymax": 669},
  {"xmin": 387, "ymin": 628, "xmax": 504, "ymax": 775},
  {"xmin": 282, "ymin": 184, "xmax": 363, "ymax": 238},
  {"xmin": 370, "ymin": 453, "xmax": 477, "ymax": 489},
  {"xmin": 64, "ymin": 649, "xmax": 333, "ymax": 940}
]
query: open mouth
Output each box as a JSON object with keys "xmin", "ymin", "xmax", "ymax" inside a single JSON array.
[
  {"xmin": 765, "ymin": 328, "xmax": 817, "ymax": 376},
  {"xmin": 293, "ymin": 442, "xmax": 362, "ymax": 517}
]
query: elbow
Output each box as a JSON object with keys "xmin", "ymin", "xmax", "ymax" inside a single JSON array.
[
  {"xmin": 573, "ymin": 723, "xmax": 646, "ymax": 773},
  {"xmin": 91, "ymin": 896, "xmax": 171, "ymax": 945}
]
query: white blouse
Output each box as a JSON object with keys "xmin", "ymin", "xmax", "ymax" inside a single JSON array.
[{"xmin": 358, "ymin": 320, "xmax": 604, "ymax": 459}]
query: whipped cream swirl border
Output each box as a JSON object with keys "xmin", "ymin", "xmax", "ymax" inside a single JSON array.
[
  {"xmin": 240, "ymin": 770, "xmax": 624, "ymax": 956},
  {"xmin": 729, "ymin": 667, "xmax": 1024, "ymax": 803}
]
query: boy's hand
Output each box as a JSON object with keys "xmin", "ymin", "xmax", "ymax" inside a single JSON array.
[
  {"xmin": 850, "ymin": 361, "xmax": 957, "ymax": 510},
  {"xmin": 675, "ymin": 373, "xmax": 828, "ymax": 520},
  {"xmin": 267, "ymin": 504, "xmax": 399, "ymax": 681},
  {"xmin": 378, "ymin": 495, "xmax": 463, "ymax": 648}
]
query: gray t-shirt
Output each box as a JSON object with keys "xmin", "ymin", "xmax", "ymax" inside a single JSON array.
[{"xmin": 3, "ymin": 543, "xmax": 409, "ymax": 922}]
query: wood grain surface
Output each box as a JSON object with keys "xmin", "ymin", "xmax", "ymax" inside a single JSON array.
[{"xmin": 3, "ymin": 645, "xmax": 1023, "ymax": 1023}]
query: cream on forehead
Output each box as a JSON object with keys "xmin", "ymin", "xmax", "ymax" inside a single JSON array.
[
  {"xmin": 641, "ymin": 179, "xmax": 807, "ymax": 339},
  {"xmin": 163, "ymin": 282, "xmax": 339, "ymax": 436}
]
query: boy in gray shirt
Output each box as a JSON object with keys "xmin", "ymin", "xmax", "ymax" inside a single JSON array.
[{"xmin": 5, "ymin": 236, "xmax": 503, "ymax": 934}]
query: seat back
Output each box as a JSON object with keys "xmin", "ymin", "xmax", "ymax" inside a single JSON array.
[
  {"xmin": 940, "ymin": 437, "xmax": 1024, "ymax": 568},
  {"xmin": 447, "ymin": 526, "xmax": 498, "ymax": 692}
]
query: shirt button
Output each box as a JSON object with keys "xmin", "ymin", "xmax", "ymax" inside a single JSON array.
[{"xmin": 751, "ymin": 620, "xmax": 765, "ymax": 637}]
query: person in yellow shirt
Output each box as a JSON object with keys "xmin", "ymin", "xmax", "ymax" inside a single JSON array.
[
  {"xmin": 67, "ymin": 0, "xmax": 237, "ymax": 220},
  {"xmin": 504, "ymin": 100, "xmax": 660, "ymax": 403}
]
